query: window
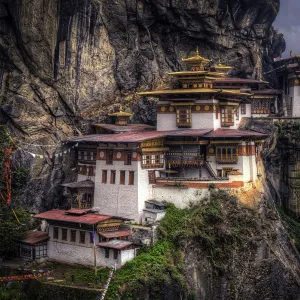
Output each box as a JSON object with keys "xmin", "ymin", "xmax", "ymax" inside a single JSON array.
[
  {"xmin": 216, "ymin": 146, "xmax": 238, "ymax": 163},
  {"xmin": 240, "ymin": 104, "xmax": 246, "ymax": 115},
  {"xmin": 217, "ymin": 170, "xmax": 222, "ymax": 177},
  {"xmin": 53, "ymin": 227, "xmax": 59, "ymax": 239},
  {"xmin": 125, "ymin": 152, "xmax": 132, "ymax": 165},
  {"xmin": 113, "ymin": 250, "xmax": 118, "ymax": 260},
  {"xmin": 120, "ymin": 171, "xmax": 125, "ymax": 185},
  {"xmin": 105, "ymin": 249, "xmax": 109, "ymax": 258},
  {"xmin": 80, "ymin": 231, "xmax": 85, "ymax": 244},
  {"xmin": 106, "ymin": 150, "xmax": 113, "ymax": 164},
  {"xmin": 148, "ymin": 170, "xmax": 156, "ymax": 184},
  {"xmin": 216, "ymin": 106, "xmax": 219, "ymax": 119},
  {"xmin": 62, "ymin": 228, "xmax": 67, "ymax": 241},
  {"xmin": 102, "ymin": 170, "xmax": 107, "ymax": 183},
  {"xmin": 35, "ymin": 244, "xmax": 47, "ymax": 258},
  {"xmin": 142, "ymin": 153, "xmax": 164, "ymax": 168},
  {"xmin": 90, "ymin": 232, "xmax": 94, "ymax": 244},
  {"xmin": 221, "ymin": 106, "xmax": 234, "ymax": 127},
  {"xmin": 110, "ymin": 170, "xmax": 116, "ymax": 184},
  {"xmin": 176, "ymin": 107, "xmax": 191, "ymax": 128},
  {"xmin": 70, "ymin": 230, "xmax": 76, "ymax": 242},
  {"xmin": 129, "ymin": 171, "xmax": 134, "ymax": 185}
]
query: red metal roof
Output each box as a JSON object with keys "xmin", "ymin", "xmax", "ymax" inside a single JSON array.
[
  {"xmin": 166, "ymin": 129, "xmax": 212, "ymax": 136},
  {"xmin": 214, "ymin": 78, "xmax": 266, "ymax": 84},
  {"xmin": 206, "ymin": 129, "xmax": 267, "ymax": 138},
  {"xmin": 21, "ymin": 231, "xmax": 49, "ymax": 245},
  {"xmin": 67, "ymin": 131, "xmax": 167, "ymax": 143},
  {"xmin": 64, "ymin": 208, "xmax": 92, "ymax": 215},
  {"xmin": 97, "ymin": 240, "xmax": 133, "ymax": 249},
  {"xmin": 92, "ymin": 124, "xmax": 155, "ymax": 133},
  {"xmin": 99, "ymin": 230, "xmax": 131, "ymax": 239},
  {"xmin": 67, "ymin": 129, "xmax": 214, "ymax": 143},
  {"xmin": 35, "ymin": 209, "xmax": 112, "ymax": 225}
]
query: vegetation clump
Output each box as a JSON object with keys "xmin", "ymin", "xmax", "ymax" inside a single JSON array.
[{"xmin": 106, "ymin": 190, "xmax": 261, "ymax": 299}]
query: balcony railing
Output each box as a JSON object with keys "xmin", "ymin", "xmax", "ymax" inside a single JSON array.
[
  {"xmin": 167, "ymin": 160, "xmax": 204, "ymax": 168},
  {"xmin": 156, "ymin": 177, "xmax": 229, "ymax": 182},
  {"xmin": 216, "ymin": 154, "xmax": 238, "ymax": 164}
]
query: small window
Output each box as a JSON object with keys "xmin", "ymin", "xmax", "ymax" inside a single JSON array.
[
  {"xmin": 148, "ymin": 170, "xmax": 156, "ymax": 184},
  {"xmin": 120, "ymin": 171, "xmax": 126, "ymax": 185},
  {"xmin": 125, "ymin": 152, "xmax": 132, "ymax": 165},
  {"xmin": 102, "ymin": 170, "xmax": 107, "ymax": 184},
  {"xmin": 113, "ymin": 250, "xmax": 118, "ymax": 260},
  {"xmin": 106, "ymin": 150, "xmax": 113, "ymax": 164},
  {"xmin": 241, "ymin": 104, "xmax": 246, "ymax": 115},
  {"xmin": 110, "ymin": 170, "xmax": 116, "ymax": 184},
  {"xmin": 62, "ymin": 228, "xmax": 67, "ymax": 241},
  {"xmin": 217, "ymin": 170, "xmax": 222, "ymax": 177},
  {"xmin": 105, "ymin": 249, "xmax": 109, "ymax": 258},
  {"xmin": 128, "ymin": 171, "xmax": 134, "ymax": 185},
  {"xmin": 53, "ymin": 227, "xmax": 59, "ymax": 239},
  {"xmin": 70, "ymin": 230, "xmax": 76, "ymax": 242},
  {"xmin": 80, "ymin": 231, "xmax": 85, "ymax": 244}
]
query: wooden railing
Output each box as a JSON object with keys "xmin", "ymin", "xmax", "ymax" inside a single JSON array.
[{"xmin": 216, "ymin": 154, "xmax": 238, "ymax": 163}]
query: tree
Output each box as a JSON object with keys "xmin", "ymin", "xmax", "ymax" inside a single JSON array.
[{"xmin": 0, "ymin": 201, "xmax": 32, "ymax": 258}]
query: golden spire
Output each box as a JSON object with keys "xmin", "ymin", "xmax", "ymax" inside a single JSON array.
[
  {"xmin": 290, "ymin": 50, "xmax": 293, "ymax": 57},
  {"xmin": 196, "ymin": 47, "xmax": 199, "ymax": 56}
]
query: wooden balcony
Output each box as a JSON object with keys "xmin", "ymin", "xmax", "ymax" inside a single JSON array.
[
  {"xmin": 167, "ymin": 159, "xmax": 204, "ymax": 168},
  {"xmin": 221, "ymin": 121, "xmax": 234, "ymax": 127},
  {"xmin": 142, "ymin": 163, "xmax": 164, "ymax": 169},
  {"xmin": 216, "ymin": 154, "xmax": 238, "ymax": 164},
  {"xmin": 177, "ymin": 122, "xmax": 192, "ymax": 128}
]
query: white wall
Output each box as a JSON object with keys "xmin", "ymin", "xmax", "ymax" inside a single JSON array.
[
  {"xmin": 157, "ymin": 114, "xmax": 177, "ymax": 131},
  {"xmin": 291, "ymin": 86, "xmax": 300, "ymax": 117},
  {"xmin": 191, "ymin": 112, "xmax": 214, "ymax": 129},
  {"xmin": 151, "ymin": 186, "xmax": 210, "ymax": 208},
  {"xmin": 94, "ymin": 160, "xmax": 139, "ymax": 220}
]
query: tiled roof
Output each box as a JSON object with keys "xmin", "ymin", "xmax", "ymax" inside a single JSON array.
[
  {"xmin": 97, "ymin": 240, "xmax": 133, "ymax": 250},
  {"xmin": 35, "ymin": 209, "xmax": 112, "ymax": 225},
  {"xmin": 20, "ymin": 231, "xmax": 49, "ymax": 245},
  {"xmin": 99, "ymin": 230, "xmax": 131, "ymax": 239},
  {"xmin": 92, "ymin": 124, "xmax": 155, "ymax": 133},
  {"xmin": 61, "ymin": 179, "xmax": 94, "ymax": 189},
  {"xmin": 206, "ymin": 129, "xmax": 267, "ymax": 138}
]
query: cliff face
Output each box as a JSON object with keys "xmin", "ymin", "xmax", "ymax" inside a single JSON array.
[{"xmin": 0, "ymin": 0, "xmax": 285, "ymax": 209}]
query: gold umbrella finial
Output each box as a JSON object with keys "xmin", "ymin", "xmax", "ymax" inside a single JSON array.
[
  {"xmin": 290, "ymin": 50, "xmax": 293, "ymax": 57},
  {"xmin": 196, "ymin": 47, "xmax": 199, "ymax": 56}
]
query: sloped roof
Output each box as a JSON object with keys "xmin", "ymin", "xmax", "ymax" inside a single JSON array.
[
  {"xmin": 35, "ymin": 209, "xmax": 112, "ymax": 225},
  {"xmin": 206, "ymin": 129, "xmax": 267, "ymax": 139},
  {"xmin": 97, "ymin": 240, "xmax": 133, "ymax": 249},
  {"xmin": 20, "ymin": 231, "xmax": 49, "ymax": 245},
  {"xmin": 61, "ymin": 179, "xmax": 94, "ymax": 189}
]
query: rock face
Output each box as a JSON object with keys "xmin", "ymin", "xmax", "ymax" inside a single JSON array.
[{"xmin": 0, "ymin": 0, "xmax": 285, "ymax": 208}]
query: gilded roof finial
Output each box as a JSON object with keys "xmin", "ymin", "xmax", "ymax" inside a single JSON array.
[
  {"xmin": 120, "ymin": 105, "xmax": 123, "ymax": 112},
  {"xmin": 196, "ymin": 47, "xmax": 199, "ymax": 56},
  {"xmin": 218, "ymin": 57, "xmax": 221, "ymax": 65},
  {"xmin": 290, "ymin": 50, "xmax": 293, "ymax": 57}
]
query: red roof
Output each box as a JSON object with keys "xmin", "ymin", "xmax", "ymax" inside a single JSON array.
[
  {"xmin": 67, "ymin": 131, "xmax": 167, "ymax": 143},
  {"xmin": 97, "ymin": 240, "xmax": 133, "ymax": 249},
  {"xmin": 35, "ymin": 209, "xmax": 112, "ymax": 225},
  {"xmin": 21, "ymin": 231, "xmax": 49, "ymax": 245},
  {"xmin": 206, "ymin": 129, "xmax": 267, "ymax": 139},
  {"xmin": 99, "ymin": 230, "xmax": 131, "ymax": 239},
  {"xmin": 214, "ymin": 78, "xmax": 265, "ymax": 84},
  {"xmin": 92, "ymin": 124, "xmax": 155, "ymax": 133},
  {"xmin": 67, "ymin": 129, "xmax": 214, "ymax": 143}
]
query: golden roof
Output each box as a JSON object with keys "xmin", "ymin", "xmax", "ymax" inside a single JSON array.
[
  {"xmin": 167, "ymin": 71, "xmax": 226, "ymax": 77},
  {"xmin": 214, "ymin": 58, "xmax": 232, "ymax": 70},
  {"xmin": 181, "ymin": 48, "xmax": 211, "ymax": 64},
  {"xmin": 108, "ymin": 106, "xmax": 133, "ymax": 117}
]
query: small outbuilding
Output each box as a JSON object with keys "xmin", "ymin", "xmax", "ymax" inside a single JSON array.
[{"xmin": 18, "ymin": 230, "xmax": 49, "ymax": 261}]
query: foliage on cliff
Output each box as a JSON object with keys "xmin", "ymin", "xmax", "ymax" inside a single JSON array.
[{"xmin": 106, "ymin": 191, "xmax": 265, "ymax": 299}]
